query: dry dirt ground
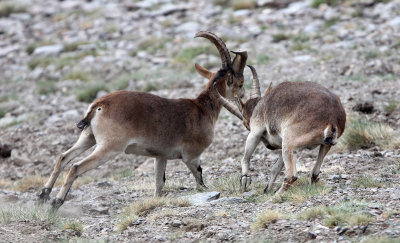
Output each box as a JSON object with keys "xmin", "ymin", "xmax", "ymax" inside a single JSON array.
[{"xmin": 1, "ymin": 0, "xmax": 400, "ymax": 242}]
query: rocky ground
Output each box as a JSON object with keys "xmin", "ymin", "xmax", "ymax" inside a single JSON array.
[{"xmin": 0, "ymin": 0, "xmax": 400, "ymax": 242}]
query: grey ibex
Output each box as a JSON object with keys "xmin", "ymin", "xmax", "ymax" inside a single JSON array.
[
  {"xmin": 38, "ymin": 31, "xmax": 248, "ymax": 208},
  {"xmin": 218, "ymin": 65, "xmax": 346, "ymax": 194}
]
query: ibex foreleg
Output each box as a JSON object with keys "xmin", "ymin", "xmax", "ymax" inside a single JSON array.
[
  {"xmin": 240, "ymin": 127, "xmax": 264, "ymax": 191},
  {"xmin": 154, "ymin": 158, "xmax": 167, "ymax": 197}
]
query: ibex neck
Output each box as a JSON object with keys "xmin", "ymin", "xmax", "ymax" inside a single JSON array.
[{"xmin": 196, "ymin": 79, "xmax": 226, "ymax": 123}]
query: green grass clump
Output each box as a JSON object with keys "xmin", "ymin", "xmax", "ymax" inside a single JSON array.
[
  {"xmin": 365, "ymin": 50, "xmax": 379, "ymax": 60},
  {"xmin": 76, "ymin": 84, "xmax": 108, "ymax": 103},
  {"xmin": 64, "ymin": 70, "xmax": 91, "ymax": 81},
  {"xmin": 141, "ymin": 82, "xmax": 158, "ymax": 92},
  {"xmin": 272, "ymin": 33, "xmax": 290, "ymax": 43},
  {"xmin": 324, "ymin": 18, "xmax": 340, "ymax": 28},
  {"xmin": 0, "ymin": 109, "xmax": 7, "ymax": 119},
  {"xmin": 272, "ymin": 177, "xmax": 331, "ymax": 204},
  {"xmin": 252, "ymin": 209, "xmax": 285, "ymax": 231},
  {"xmin": 298, "ymin": 200, "xmax": 374, "ymax": 228},
  {"xmin": 257, "ymin": 54, "xmax": 271, "ymax": 64},
  {"xmin": 352, "ymin": 175, "xmax": 385, "ymax": 188},
  {"xmin": 0, "ymin": 205, "xmax": 60, "ymax": 225},
  {"xmin": 37, "ymin": 80, "xmax": 57, "ymax": 95},
  {"xmin": 337, "ymin": 116, "xmax": 400, "ymax": 151},
  {"xmin": 117, "ymin": 197, "xmax": 191, "ymax": 232},
  {"xmin": 0, "ymin": 1, "xmax": 26, "ymax": 17},
  {"xmin": 175, "ymin": 46, "xmax": 219, "ymax": 65},
  {"xmin": 210, "ymin": 174, "xmax": 243, "ymax": 197},
  {"xmin": 232, "ymin": 0, "xmax": 256, "ymax": 10},
  {"xmin": 311, "ymin": 0, "xmax": 343, "ymax": 8},
  {"xmin": 385, "ymin": 101, "xmax": 398, "ymax": 113}
]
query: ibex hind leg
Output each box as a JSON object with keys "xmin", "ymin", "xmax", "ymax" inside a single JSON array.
[
  {"xmin": 51, "ymin": 145, "xmax": 119, "ymax": 209},
  {"xmin": 38, "ymin": 129, "xmax": 95, "ymax": 203},
  {"xmin": 311, "ymin": 144, "xmax": 331, "ymax": 183},
  {"xmin": 264, "ymin": 153, "xmax": 284, "ymax": 194}
]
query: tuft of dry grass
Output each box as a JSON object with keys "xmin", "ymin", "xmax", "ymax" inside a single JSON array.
[
  {"xmin": 117, "ymin": 197, "xmax": 191, "ymax": 232},
  {"xmin": 63, "ymin": 219, "xmax": 84, "ymax": 236},
  {"xmin": 251, "ymin": 209, "xmax": 285, "ymax": 232},
  {"xmin": 336, "ymin": 116, "xmax": 400, "ymax": 151},
  {"xmin": 352, "ymin": 175, "xmax": 385, "ymax": 189},
  {"xmin": 232, "ymin": 0, "xmax": 256, "ymax": 10},
  {"xmin": 11, "ymin": 172, "xmax": 98, "ymax": 192},
  {"xmin": 0, "ymin": 204, "xmax": 60, "ymax": 225},
  {"xmin": 271, "ymin": 177, "xmax": 331, "ymax": 204},
  {"xmin": 298, "ymin": 200, "xmax": 375, "ymax": 228},
  {"xmin": 0, "ymin": 1, "xmax": 26, "ymax": 17}
]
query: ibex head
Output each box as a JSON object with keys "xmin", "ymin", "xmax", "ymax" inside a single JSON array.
[
  {"xmin": 216, "ymin": 65, "xmax": 271, "ymax": 130},
  {"xmin": 194, "ymin": 31, "xmax": 247, "ymax": 100}
]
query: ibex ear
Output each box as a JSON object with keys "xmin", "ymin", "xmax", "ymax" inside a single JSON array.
[
  {"xmin": 195, "ymin": 63, "xmax": 212, "ymax": 79},
  {"xmin": 265, "ymin": 82, "xmax": 273, "ymax": 96}
]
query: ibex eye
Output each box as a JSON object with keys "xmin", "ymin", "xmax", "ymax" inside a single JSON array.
[{"xmin": 97, "ymin": 107, "xmax": 102, "ymax": 111}]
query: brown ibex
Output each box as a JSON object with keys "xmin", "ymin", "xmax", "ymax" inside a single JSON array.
[
  {"xmin": 218, "ymin": 65, "xmax": 346, "ymax": 194},
  {"xmin": 38, "ymin": 31, "xmax": 248, "ymax": 208}
]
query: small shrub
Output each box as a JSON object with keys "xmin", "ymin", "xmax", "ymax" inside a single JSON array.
[
  {"xmin": 64, "ymin": 70, "xmax": 91, "ymax": 81},
  {"xmin": 0, "ymin": 109, "xmax": 7, "ymax": 119},
  {"xmin": 117, "ymin": 197, "xmax": 190, "ymax": 232},
  {"xmin": 352, "ymin": 175, "xmax": 385, "ymax": 188},
  {"xmin": 311, "ymin": 0, "xmax": 343, "ymax": 8},
  {"xmin": 272, "ymin": 33, "xmax": 290, "ymax": 43},
  {"xmin": 76, "ymin": 84, "xmax": 108, "ymax": 103},
  {"xmin": 175, "ymin": 46, "xmax": 219, "ymax": 65},
  {"xmin": 210, "ymin": 174, "xmax": 242, "ymax": 197},
  {"xmin": 232, "ymin": 0, "xmax": 256, "ymax": 10},
  {"xmin": 385, "ymin": 102, "xmax": 397, "ymax": 113},
  {"xmin": 337, "ymin": 116, "xmax": 400, "ymax": 150},
  {"xmin": 252, "ymin": 209, "xmax": 285, "ymax": 231},
  {"xmin": 365, "ymin": 50, "xmax": 379, "ymax": 60},
  {"xmin": 272, "ymin": 177, "xmax": 331, "ymax": 204},
  {"xmin": 324, "ymin": 18, "xmax": 339, "ymax": 28},
  {"xmin": 298, "ymin": 200, "xmax": 374, "ymax": 228},
  {"xmin": 63, "ymin": 219, "xmax": 84, "ymax": 236},
  {"xmin": 36, "ymin": 80, "xmax": 57, "ymax": 95},
  {"xmin": 0, "ymin": 205, "xmax": 60, "ymax": 225},
  {"xmin": 0, "ymin": 2, "xmax": 26, "ymax": 17},
  {"xmin": 257, "ymin": 54, "xmax": 271, "ymax": 65},
  {"xmin": 141, "ymin": 82, "xmax": 158, "ymax": 92}
]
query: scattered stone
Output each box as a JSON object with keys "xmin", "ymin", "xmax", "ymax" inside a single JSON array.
[
  {"xmin": 97, "ymin": 181, "xmax": 112, "ymax": 187},
  {"xmin": 352, "ymin": 102, "xmax": 374, "ymax": 114},
  {"xmin": 210, "ymin": 197, "xmax": 247, "ymax": 205},
  {"xmin": 182, "ymin": 191, "xmax": 220, "ymax": 205},
  {"xmin": 33, "ymin": 44, "xmax": 64, "ymax": 56},
  {"xmin": 0, "ymin": 143, "xmax": 12, "ymax": 158},
  {"xmin": 307, "ymin": 231, "xmax": 317, "ymax": 239},
  {"xmin": 171, "ymin": 220, "xmax": 182, "ymax": 227}
]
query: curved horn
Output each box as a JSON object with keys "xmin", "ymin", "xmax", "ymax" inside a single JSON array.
[
  {"xmin": 231, "ymin": 51, "xmax": 248, "ymax": 75},
  {"xmin": 247, "ymin": 65, "xmax": 261, "ymax": 98},
  {"xmin": 214, "ymin": 88, "xmax": 243, "ymax": 120},
  {"xmin": 195, "ymin": 31, "xmax": 232, "ymax": 69}
]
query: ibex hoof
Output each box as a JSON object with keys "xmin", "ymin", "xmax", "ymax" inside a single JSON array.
[
  {"xmin": 311, "ymin": 174, "xmax": 319, "ymax": 183},
  {"xmin": 197, "ymin": 184, "xmax": 208, "ymax": 192},
  {"xmin": 37, "ymin": 188, "xmax": 51, "ymax": 203},
  {"xmin": 276, "ymin": 176, "xmax": 298, "ymax": 194},
  {"xmin": 51, "ymin": 198, "xmax": 64, "ymax": 210},
  {"xmin": 263, "ymin": 186, "xmax": 271, "ymax": 194},
  {"xmin": 240, "ymin": 175, "xmax": 252, "ymax": 191}
]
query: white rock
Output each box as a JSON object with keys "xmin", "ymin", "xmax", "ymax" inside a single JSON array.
[
  {"xmin": 183, "ymin": 191, "xmax": 220, "ymax": 205},
  {"xmin": 33, "ymin": 44, "xmax": 64, "ymax": 56}
]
